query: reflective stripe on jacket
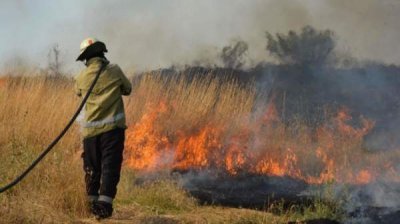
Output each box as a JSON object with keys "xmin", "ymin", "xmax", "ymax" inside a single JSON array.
[{"xmin": 74, "ymin": 57, "xmax": 132, "ymax": 138}]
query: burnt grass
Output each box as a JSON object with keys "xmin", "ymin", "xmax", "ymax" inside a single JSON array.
[
  {"xmin": 176, "ymin": 170, "xmax": 311, "ymax": 209},
  {"xmin": 173, "ymin": 170, "xmax": 400, "ymax": 223}
]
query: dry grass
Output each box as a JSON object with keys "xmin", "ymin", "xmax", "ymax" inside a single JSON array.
[
  {"xmin": 125, "ymin": 72, "xmax": 256, "ymax": 131},
  {"xmin": 0, "ymin": 73, "xmax": 342, "ymax": 223}
]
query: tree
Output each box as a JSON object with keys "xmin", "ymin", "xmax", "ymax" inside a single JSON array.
[
  {"xmin": 47, "ymin": 44, "xmax": 63, "ymax": 76},
  {"xmin": 266, "ymin": 26, "xmax": 335, "ymax": 67},
  {"xmin": 220, "ymin": 40, "xmax": 248, "ymax": 69}
]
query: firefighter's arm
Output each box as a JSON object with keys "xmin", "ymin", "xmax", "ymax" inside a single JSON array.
[{"xmin": 118, "ymin": 66, "xmax": 132, "ymax": 96}]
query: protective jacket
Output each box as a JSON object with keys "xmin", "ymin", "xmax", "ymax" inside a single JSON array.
[{"xmin": 74, "ymin": 57, "xmax": 132, "ymax": 138}]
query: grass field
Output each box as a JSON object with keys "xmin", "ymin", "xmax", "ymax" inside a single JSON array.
[{"xmin": 0, "ymin": 74, "xmax": 344, "ymax": 223}]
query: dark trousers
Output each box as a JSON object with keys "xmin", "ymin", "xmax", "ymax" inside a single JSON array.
[{"xmin": 82, "ymin": 128, "xmax": 125, "ymax": 198}]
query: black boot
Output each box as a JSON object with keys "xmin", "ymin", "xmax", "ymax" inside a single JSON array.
[
  {"xmin": 92, "ymin": 201, "xmax": 113, "ymax": 220},
  {"xmin": 86, "ymin": 195, "xmax": 99, "ymax": 215}
]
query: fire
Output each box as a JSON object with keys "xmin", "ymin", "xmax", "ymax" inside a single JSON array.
[
  {"xmin": 174, "ymin": 126, "xmax": 223, "ymax": 170},
  {"xmin": 255, "ymin": 148, "xmax": 301, "ymax": 177},
  {"xmin": 356, "ymin": 170, "xmax": 373, "ymax": 184},
  {"xmin": 124, "ymin": 101, "xmax": 398, "ymax": 185},
  {"xmin": 125, "ymin": 101, "xmax": 171, "ymax": 170}
]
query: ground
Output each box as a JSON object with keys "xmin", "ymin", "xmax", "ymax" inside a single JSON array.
[{"xmin": 77, "ymin": 204, "xmax": 287, "ymax": 224}]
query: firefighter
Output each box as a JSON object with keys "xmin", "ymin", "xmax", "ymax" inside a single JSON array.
[{"xmin": 74, "ymin": 38, "xmax": 132, "ymax": 219}]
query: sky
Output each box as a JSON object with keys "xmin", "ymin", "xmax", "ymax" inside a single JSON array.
[{"xmin": 0, "ymin": 0, "xmax": 399, "ymax": 73}]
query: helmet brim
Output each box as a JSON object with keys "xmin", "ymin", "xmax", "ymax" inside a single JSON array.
[{"xmin": 76, "ymin": 50, "xmax": 87, "ymax": 61}]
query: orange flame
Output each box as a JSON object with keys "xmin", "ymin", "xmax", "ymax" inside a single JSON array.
[
  {"xmin": 124, "ymin": 102, "xmax": 398, "ymax": 185},
  {"xmin": 125, "ymin": 101, "xmax": 171, "ymax": 170}
]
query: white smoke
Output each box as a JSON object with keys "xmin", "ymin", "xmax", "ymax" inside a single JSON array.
[{"xmin": 1, "ymin": 0, "xmax": 400, "ymax": 72}]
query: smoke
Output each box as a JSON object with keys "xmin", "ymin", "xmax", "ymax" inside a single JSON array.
[
  {"xmin": 76, "ymin": 0, "xmax": 318, "ymax": 69},
  {"xmin": 1, "ymin": 0, "xmax": 400, "ymax": 72}
]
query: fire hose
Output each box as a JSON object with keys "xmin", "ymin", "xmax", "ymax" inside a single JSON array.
[{"xmin": 0, "ymin": 62, "xmax": 106, "ymax": 193}]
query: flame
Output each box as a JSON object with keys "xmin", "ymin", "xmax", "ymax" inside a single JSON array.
[
  {"xmin": 124, "ymin": 101, "xmax": 171, "ymax": 170},
  {"xmin": 356, "ymin": 170, "xmax": 373, "ymax": 185},
  {"xmin": 174, "ymin": 126, "xmax": 223, "ymax": 170},
  {"xmin": 124, "ymin": 101, "xmax": 399, "ymax": 185}
]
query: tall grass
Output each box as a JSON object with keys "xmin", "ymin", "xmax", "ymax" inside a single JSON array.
[
  {"xmin": 125, "ymin": 72, "xmax": 256, "ymax": 130},
  {"xmin": 0, "ymin": 76, "xmax": 86, "ymax": 223},
  {"xmin": 0, "ymin": 73, "xmax": 341, "ymax": 223}
]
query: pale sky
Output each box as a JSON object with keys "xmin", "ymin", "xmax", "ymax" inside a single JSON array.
[{"xmin": 1, "ymin": 0, "xmax": 399, "ymax": 73}]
